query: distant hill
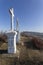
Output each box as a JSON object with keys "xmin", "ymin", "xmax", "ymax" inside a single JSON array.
[{"xmin": 21, "ymin": 31, "xmax": 43, "ymax": 39}]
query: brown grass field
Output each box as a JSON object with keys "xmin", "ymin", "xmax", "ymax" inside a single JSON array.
[{"xmin": 0, "ymin": 34, "xmax": 43, "ymax": 65}]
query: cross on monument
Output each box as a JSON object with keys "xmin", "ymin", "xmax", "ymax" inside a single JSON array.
[
  {"xmin": 9, "ymin": 8, "xmax": 14, "ymax": 31},
  {"xmin": 6, "ymin": 8, "xmax": 17, "ymax": 54}
]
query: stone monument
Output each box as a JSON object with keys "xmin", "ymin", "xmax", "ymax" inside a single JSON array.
[{"xmin": 7, "ymin": 8, "xmax": 17, "ymax": 53}]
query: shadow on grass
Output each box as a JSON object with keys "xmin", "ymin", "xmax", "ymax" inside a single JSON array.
[
  {"xmin": 24, "ymin": 41, "xmax": 40, "ymax": 50},
  {"xmin": 0, "ymin": 50, "xmax": 7, "ymax": 54}
]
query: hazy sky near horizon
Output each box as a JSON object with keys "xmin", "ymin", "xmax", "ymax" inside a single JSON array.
[{"xmin": 0, "ymin": 0, "xmax": 43, "ymax": 32}]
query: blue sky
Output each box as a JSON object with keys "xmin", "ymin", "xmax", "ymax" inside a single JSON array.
[{"xmin": 0, "ymin": 0, "xmax": 43, "ymax": 32}]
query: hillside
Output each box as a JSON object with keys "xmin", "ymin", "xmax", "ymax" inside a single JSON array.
[
  {"xmin": 0, "ymin": 31, "xmax": 43, "ymax": 65},
  {"xmin": 21, "ymin": 31, "xmax": 43, "ymax": 39},
  {"xmin": 21, "ymin": 31, "xmax": 43, "ymax": 49}
]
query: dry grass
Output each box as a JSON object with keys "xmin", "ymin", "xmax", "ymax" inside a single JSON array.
[{"xmin": 0, "ymin": 34, "xmax": 43, "ymax": 65}]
